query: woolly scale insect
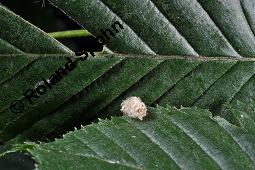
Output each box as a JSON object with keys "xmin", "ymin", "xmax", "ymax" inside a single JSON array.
[{"xmin": 120, "ymin": 96, "xmax": 148, "ymax": 120}]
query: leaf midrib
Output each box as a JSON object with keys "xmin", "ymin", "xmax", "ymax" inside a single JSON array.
[
  {"xmin": 1, "ymin": 53, "xmax": 255, "ymax": 142},
  {"xmin": 1, "ymin": 53, "xmax": 255, "ymax": 61}
]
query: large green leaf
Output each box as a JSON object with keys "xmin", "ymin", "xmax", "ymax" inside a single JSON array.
[
  {"xmin": 2, "ymin": 0, "xmax": 255, "ymax": 144},
  {"xmin": 1, "ymin": 1, "xmax": 255, "ymax": 169},
  {"xmin": 7, "ymin": 106, "xmax": 255, "ymax": 169}
]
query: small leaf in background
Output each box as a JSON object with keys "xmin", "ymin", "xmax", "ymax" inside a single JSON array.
[{"xmin": 0, "ymin": 5, "xmax": 71, "ymax": 54}]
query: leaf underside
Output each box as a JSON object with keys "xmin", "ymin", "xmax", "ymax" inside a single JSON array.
[{"xmin": 0, "ymin": 0, "xmax": 255, "ymax": 145}]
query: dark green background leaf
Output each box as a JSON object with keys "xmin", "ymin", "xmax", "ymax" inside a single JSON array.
[{"xmin": 0, "ymin": 5, "xmax": 71, "ymax": 54}]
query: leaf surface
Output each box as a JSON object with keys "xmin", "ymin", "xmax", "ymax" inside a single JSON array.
[
  {"xmin": 2, "ymin": 1, "xmax": 255, "ymax": 143},
  {"xmin": 10, "ymin": 106, "xmax": 255, "ymax": 170}
]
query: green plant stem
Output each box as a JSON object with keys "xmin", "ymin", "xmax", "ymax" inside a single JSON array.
[{"xmin": 48, "ymin": 29, "xmax": 92, "ymax": 39}]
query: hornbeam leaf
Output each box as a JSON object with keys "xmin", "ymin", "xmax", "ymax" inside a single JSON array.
[
  {"xmin": 2, "ymin": 0, "xmax": 255, "ymax": 145},
  {"xmin": 7, "ymin": 106, "xmax": 255, "ymax": 169},
  {"xmin": 1, "ymin": 2, "xmax": 255, "ymax": 169}
]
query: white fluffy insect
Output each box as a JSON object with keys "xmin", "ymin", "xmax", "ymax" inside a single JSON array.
[{"xmin": 120, "ymin": 96, "xmax": 147, "ymax": 120}]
